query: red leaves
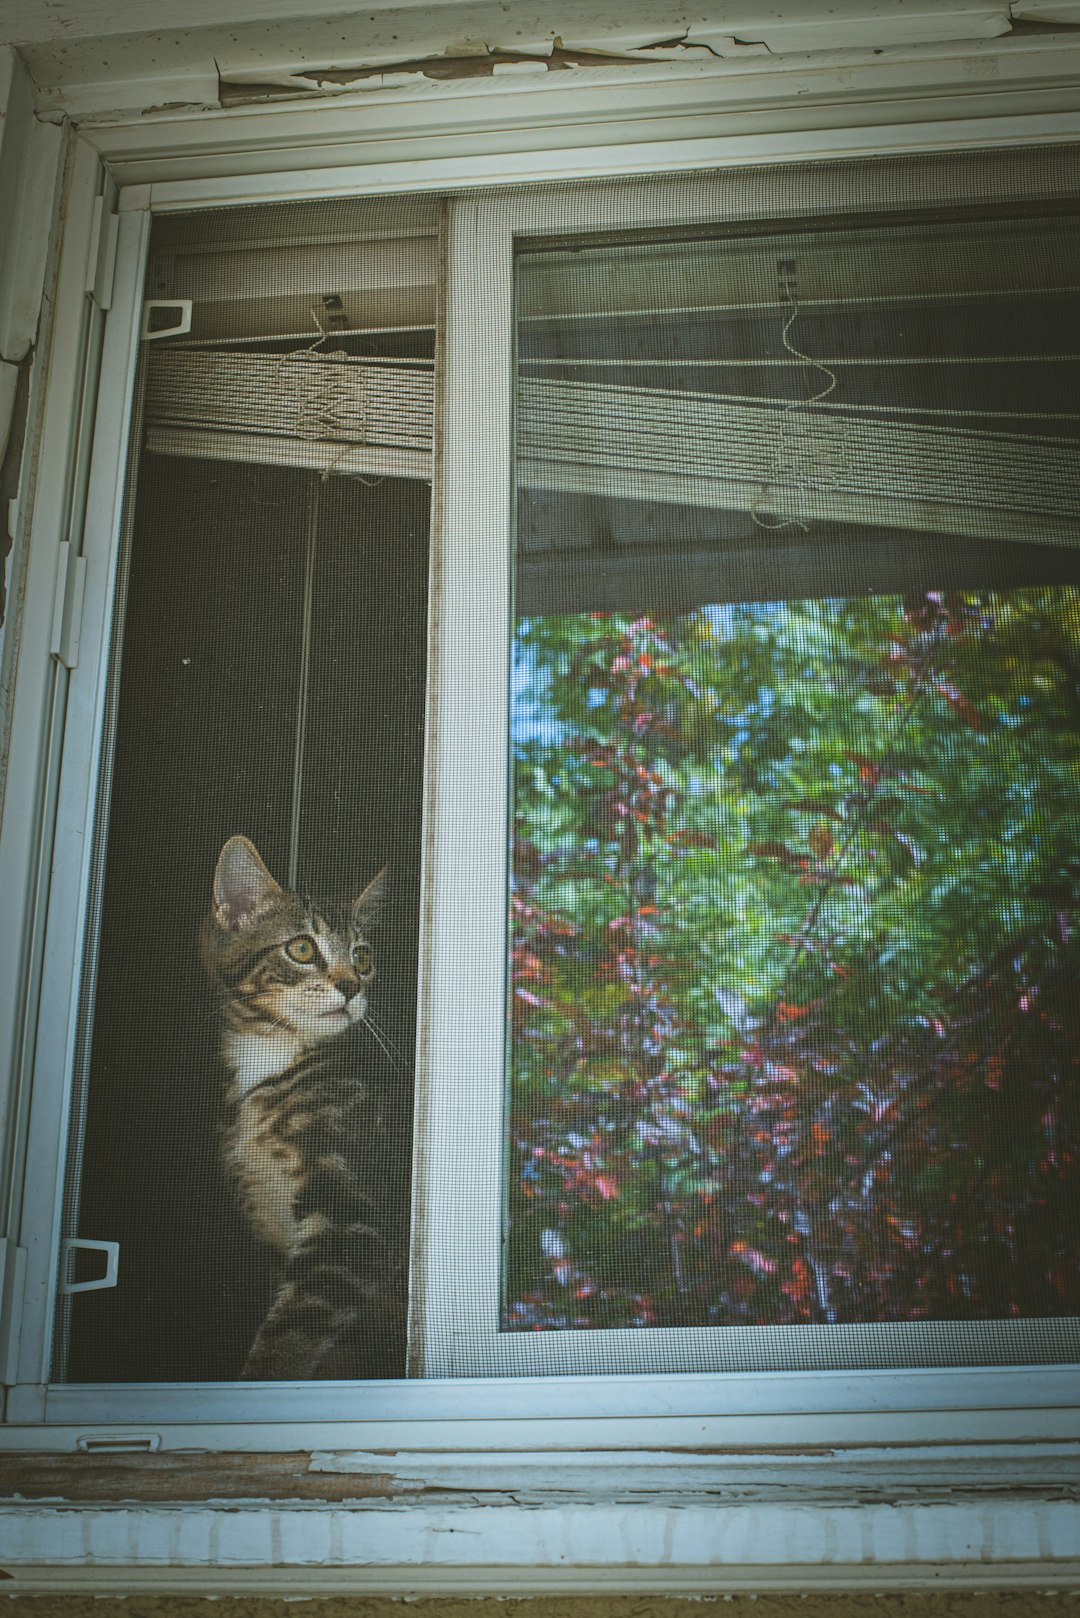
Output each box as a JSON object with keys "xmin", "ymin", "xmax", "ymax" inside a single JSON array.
[
  {"xmin": 844, "ymin": 749, "xmax": 881, "ymax": 786},
  {"xmin": 513, "ymin": 949, "xmax": 548, "ymax": 982},
  {"xmin": 781, "ymin": 1256, "xmax": 814, "ymax": 1311},
  {"xmin": 667, "ymin": 827, "xmax": 717, "ymax": 849},
  {"xmin": 607, "ymin": 906, "xmax": 660, "ymax": 936},
  {"xmin": 936, "ymin": 678, "xmax": 989, "ymax": 732}
]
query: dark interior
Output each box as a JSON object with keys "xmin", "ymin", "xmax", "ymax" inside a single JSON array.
[{"xmin": 64, "ymin": 453, "xmax": 429, "ymax": 1382}]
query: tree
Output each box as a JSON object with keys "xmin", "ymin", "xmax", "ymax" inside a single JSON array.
[{"xmin": 507, "ymin": 587, "xmax": 1080, "ymax": 1331}]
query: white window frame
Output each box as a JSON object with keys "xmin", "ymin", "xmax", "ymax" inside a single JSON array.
[
  {"xmin": 423, "ymin": 159, "xmax": 1080, "ymax": 1387},
  {"xmin": 1, "ymin": 50, "xmax": 1080, "ymax": 1474}
]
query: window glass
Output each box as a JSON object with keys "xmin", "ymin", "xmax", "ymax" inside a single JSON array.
[{"xmin": 507, "ymin": 209, "xmax": 1080, "ymax": 1359}]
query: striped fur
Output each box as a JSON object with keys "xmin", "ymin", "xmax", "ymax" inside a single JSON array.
[{"xmin": 202, "ymin": 835, "xmax": 405, "ymax": 1380}]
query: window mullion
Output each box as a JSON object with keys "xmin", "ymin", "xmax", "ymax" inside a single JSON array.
[{"xmin": 414, "ymin": 190, "xmax": 516, "ymax": 1378}]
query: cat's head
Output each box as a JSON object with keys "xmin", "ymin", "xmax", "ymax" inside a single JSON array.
[{"xmin": 201, "ymin": 835, "xmax": 385, "ymax": 1048}]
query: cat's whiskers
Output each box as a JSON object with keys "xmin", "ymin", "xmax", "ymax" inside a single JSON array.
[
  {"xmin": 360, "ymin": 1011, "xmax": 410, "ymax": 1077},
  {"xmin": 261, "ymin": 1010, "xmax": 293, "ymax": 1034}
]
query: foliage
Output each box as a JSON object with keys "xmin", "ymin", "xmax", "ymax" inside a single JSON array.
[{"xmin": 506, "ymin": 586, "xmax": 1080, "ymax": 1330}]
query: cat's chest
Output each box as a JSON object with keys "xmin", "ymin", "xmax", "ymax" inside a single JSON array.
[{"xmin": 226, "ymin": 1029, "xmax": 306, "ymax": 1094}]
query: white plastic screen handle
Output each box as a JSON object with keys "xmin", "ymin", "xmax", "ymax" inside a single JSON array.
[
  {"xmin": 61, "ymin": 1238, "xmax": 120, "ymax": 1293},
  {"xmin": 141, "ymin": 299, "xmax": 193, "ymax": 340}
]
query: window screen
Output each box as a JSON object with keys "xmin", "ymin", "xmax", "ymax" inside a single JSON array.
[
  {"xmin": 57, "ymin": 197, "xmax": 434, "ymax": 1382},
  {"xmin": 506, "ymin": 204, "xmax": 1080, "ymax": 1364}
]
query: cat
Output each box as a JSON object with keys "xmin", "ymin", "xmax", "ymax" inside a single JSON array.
[{"xmin": 200, "ymin": 834, "xmax": 407, "ymax": 1380}]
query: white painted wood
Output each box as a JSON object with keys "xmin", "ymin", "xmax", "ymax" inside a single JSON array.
[
  {"xmin": 2, "ymin": 0, "xmax": 479, "ymax": 45},
  {"xmin": 2, "ymin": 1, "xmax": 1014, "ymax": 56},
  {"xmin": 727, "ymin": 1, "xmax": 1012, "ymax": 51},
  {"xmin": 67, "ymin": 38, "xmax": 1080, "ymax": 204},
  {"xmin": 0, "ymin": 356, "xmax": 16, "ymax": 461},
  {"xmin": 13, "ymin": 203, "xmax": 150, "ymax": 1388},
  {"xmin": 304, "ymin": 1441, "xmax": 1080, "ymax": 1494},
  {"xmin": 18, "ymin": 21, "xmax": 1080, "ymax": 136},
  {"xmin": 0, "ymin": 1494, "xmax": 1078, "ymax": 1593},
  {"xmin": 5, "ymin": 1561, "xmax": 1080, "ymax": 1596},
  {"xmin": 0, "ymin": 138, "xmax": 101, "ymax": 1354},
  {"xmin": 0, "ymin": 1238, "xmax": 27, "ymax": 1383},
  {"xmin": 1011, "ymin": 1, "xmax": 1080, "ymax": 16},
  {"xmin": 0, "ymin": 48, "xmax": 63, "ymax": 364},
  {"xmin": 0, "ymin": 44, "xmax": 63, "ymax": 689},
  {"xmin": 0, "ymin": 52, "xmax": 1075, "ymax": 1618}
]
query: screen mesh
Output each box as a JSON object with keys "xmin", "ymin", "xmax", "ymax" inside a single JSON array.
[
  {"xmin": 504, "ymin": 179, "xmax": 1080, "ymax": 1367},
  {"xmin": 58, "ymin": 195, "xmax": 434, "ymax": 1382}
]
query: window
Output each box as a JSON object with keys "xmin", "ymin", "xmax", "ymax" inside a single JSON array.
[
  {"xmin": 5, "ymin": 145, "xmax": 1080, "ymax": 1433},
  {"xmin": 504, "ymin": 209, "xmax": 1080, "ymax": 1365}
]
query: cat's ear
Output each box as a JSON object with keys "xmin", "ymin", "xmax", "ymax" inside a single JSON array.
[
  {"xmin": 352, "ymin": 865, "xmax": 387, "ymax": 928},
  {"xmin": 212, "ymin": 836, "xmax": 282, "ymax": 932}
]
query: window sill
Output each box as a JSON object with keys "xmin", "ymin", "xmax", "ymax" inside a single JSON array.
[{"xmin": 1, "ymin": 1443, "xmax": 1078, "ymax": 1594}]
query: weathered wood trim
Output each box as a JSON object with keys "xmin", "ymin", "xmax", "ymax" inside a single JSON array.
[
  {"xmin": 3, "ymin": 1439, "xmax": 1079, "ymax": 1503},
  {"xmin": 0, "ymin": 1451, "xmax": 398, "ymax": 1501}
]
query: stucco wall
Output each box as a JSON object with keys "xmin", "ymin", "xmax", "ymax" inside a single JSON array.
[{"xmin": 4, "ymin": 1597, "xmax": 1080, "ymax": 1616}]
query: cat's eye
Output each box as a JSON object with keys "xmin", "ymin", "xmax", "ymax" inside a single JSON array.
[
  {"xmin": 351, "ymin": 943, "xmax": 374, "ymax": 975},
  {"xmin": 284, "ymin": 935, "xmax": 317, "ymax": 964}
]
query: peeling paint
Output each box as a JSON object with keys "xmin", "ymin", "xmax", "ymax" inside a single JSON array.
[
  {"xmin": 217, "ymin": 40, "xmax": 726, "ymax": 104},
  {"xmin": 0, "ymin": 346, "xmax": 31, "ymax": 640},
  {"xmin": 196, "ymin": 9, "xmax": 1075, "ymax": 111},
  {"xmin": 18, "ymin": 6, "xmax": 1080, "ymax": 124},
  {"xmin": 5, "ymin": 1443, "xmax": 1080, "ymax": 1508}
]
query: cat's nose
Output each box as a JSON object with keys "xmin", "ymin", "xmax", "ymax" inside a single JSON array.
[{"xmin": 336, "ymin": 976, "xmax": 363, "ymax": 1005}]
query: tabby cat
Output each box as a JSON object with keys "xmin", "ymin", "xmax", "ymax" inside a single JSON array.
[{"xmin": 201, "ymin": 834, "xmax": 407, "ymax": 1380}]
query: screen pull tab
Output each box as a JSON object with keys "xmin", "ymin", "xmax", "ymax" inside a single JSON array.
[
  {"xmin": 141, "ymin": 299, "xmax": 193, "ymax": 340},
  {"xmin": 61, "ymin": 1238, "xmax": 120, "ymax": 1293}
]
